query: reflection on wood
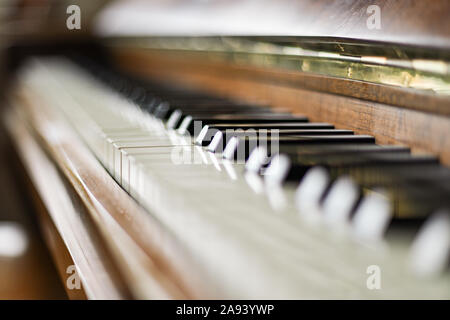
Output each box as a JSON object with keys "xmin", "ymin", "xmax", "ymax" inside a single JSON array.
[{"xmin": 6, "ymin": 110, "xmax": 129, "ymax": 299}]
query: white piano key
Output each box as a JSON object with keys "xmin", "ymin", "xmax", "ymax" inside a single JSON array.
[
  {"xmin": 166, "ymin": 109, "xmax": 182, "ymax": 129},
  {"xmin": 409, "ymin": 210, "xmax": 450, "ymax": 276},
  {"xmin": 244, "ymin": 172, "xmax": 265, "ymax": 194},
  {"xmin": 113, "ymin": 139, "xmax": 187, "ymax": 182},
  {"xmin": 263, "ymin": 154, "xmax": 291, "ymax": 186},
  {"xmin": 322, "ymin": 177, "xmax": 359, "ymax": 224},
  {"xmin": 245, "ymin": 146, "xmax": 268, "ymax": 173},
  {"xmin": 195, "ymin": 125, "xmax": 210, "ymax": 145},
  {"xmin": 177, "ymin": 115, "xmax": 192, "ymax": 135},
  {"xmin": 223, "ymin": 136, "xmax": 239, "ymax": 160},
  {"xmin": 295, "ymin": 167, "xmax": 330, "ymax": 217},
  {"xmin": 266, "ymin": 184, "xmax": 288, "ymax": 211},
  {"xmin": 352, "ymin": 191, "xmax": 392, "ymax": 241},
  {"xmin": 222, "ymin": 159, "xmax": 238, "ymax": 180},
  {"xmin": 207, "ymin": 131, "xmax": 223, "ymax": 153},
  {"xmin": 208, "ymin": 151, "xmax": 222, "ymax": 171}
]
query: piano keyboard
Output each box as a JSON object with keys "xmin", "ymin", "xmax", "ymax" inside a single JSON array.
[{"xmin": 16, "ymin": 57, "xmax": 450, "ymax": 299}]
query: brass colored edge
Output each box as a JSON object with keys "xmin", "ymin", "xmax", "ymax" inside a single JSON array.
[{"xmin": 104, "ymin": 37, "xmax": 450, "ymax": 96}]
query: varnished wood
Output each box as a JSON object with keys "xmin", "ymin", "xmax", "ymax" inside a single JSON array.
[
  {"xmin": 114, "ymin": 49, "xmax": 450, "ymax": 116},
  {"xmin": 29, "ymin": 188, "xmax": 88, "ymax": 300},
  {"xmin": 6, "ymin": 110, "xmax": 130, "ymax": 299},
  {"xmin": 0, "ymin": 131, "xmax": 67, "ymax": 299},
  {"xmin": 113, "ymin": 49, "xmax": 450, "ymax": 166},
  {"xmin": 270, "ymin": 0, "xmax": 450, "ymax": 50}
]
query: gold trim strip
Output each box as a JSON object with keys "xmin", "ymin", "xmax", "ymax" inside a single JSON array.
[{"xmin": 105, "ymin": 37, "xmax": 450, "ymax": 96}]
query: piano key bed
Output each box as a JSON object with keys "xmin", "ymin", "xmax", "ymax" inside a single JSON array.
[{"xmin": 6, "ymin": 57, "xmax": 450, "ymax": 299}]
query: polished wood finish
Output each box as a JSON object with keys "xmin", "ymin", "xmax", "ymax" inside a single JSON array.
[
  {"xmin": 114, "ymin": 49, "xmax": 450, "ymax": 116},
  {"xmin": 29, "ymin": 187, "xmax": 88, "ymax": 300},
  {"xmin": 113, "ymin": 49, "xmax": 450, "ymax": 166},
  {"xmin": 269, "ymin": 0, "xmax": 450, "ymax": 50},
  {"xmin": 0, "ymin": 132, "xmax": 67, "ymax": 299},
  {"xmin": 6, "ymin": 110, "xmax": 129, "ymax": 299}
]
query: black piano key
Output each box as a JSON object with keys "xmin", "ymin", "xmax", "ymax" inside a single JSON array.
[
  {"xmin": 201, "ymin": 113, "xmax": 308, "ymax": 122},
  {"xmin": 167, "ymin": 111, "xmax": 308, "ymax": 129},
  {"xmin": 368, "ymin": 165, "xmax": 450, "ymax": 186},
  {"xmin": 267, "ymin": 152, "xmax": 441, "ymax": 218},
  {"xmin": 276, "ymin": 152, "xmax": 438, "ymax": 182},
  {"xmin": 377, "ymin": 184, "xmax": 450, "ymax": 219},
  {"xmin": 155, "ymin": 104, "xmax": 277, "ymax": 120},
  {"xmin": 224, "ymin": 135, "xmax": 375, "ymax": 161},
  {"xmin": 195, "ymin": 123, "xmax": 340, "ymax": 145},
  {"xmin": 199, "ymin": 129, "xmax": 354, "ymax": 148},
  {"xmin": 278, "ymin": 144, "xmax": 410, "ymax": 156},
  {"xmin": 167, "ymin": 111, "xmax": 296, "ymax": 129},
  {"xmin": 182, "ymin": 119, "xmax": 335, "ymax": 136}
]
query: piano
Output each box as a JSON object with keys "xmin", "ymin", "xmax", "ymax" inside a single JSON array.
[{"xmin": 1, "ymin": 0, "xmax": 449, "ymax": 299}]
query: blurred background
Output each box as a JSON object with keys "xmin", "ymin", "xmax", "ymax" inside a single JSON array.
[{"xmin": 0, "ymin": 0, "xmax": 108, "ymax": 299}]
